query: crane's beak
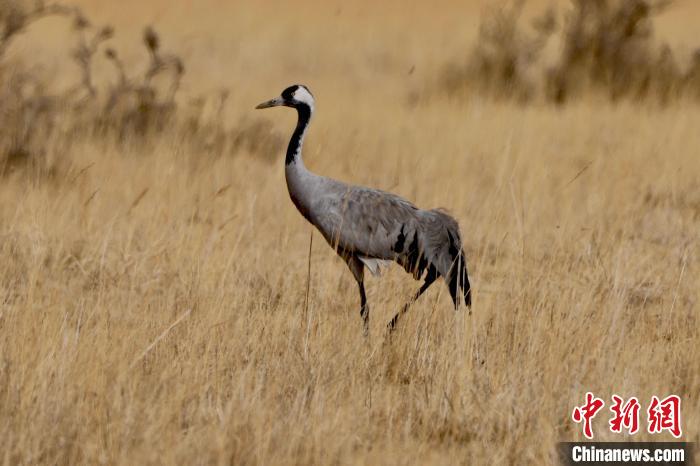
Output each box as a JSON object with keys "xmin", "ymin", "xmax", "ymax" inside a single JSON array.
[{"xmin": 255, "ymin": 96, "xmax": 284, "ymax": 109}]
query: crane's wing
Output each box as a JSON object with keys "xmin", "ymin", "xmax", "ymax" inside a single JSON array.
[{"xmin": 312, "ymin": 184, "xmax": 423, "ymax": 261}]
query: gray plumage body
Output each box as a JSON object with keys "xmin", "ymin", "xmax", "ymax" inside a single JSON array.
[
  {"xmin": 257, "ymin": 84, "xmax": 471, "ymax": 332},
  {"xmin": 289, "ymin": 168, "xmax": 460, "ymax": 280}
]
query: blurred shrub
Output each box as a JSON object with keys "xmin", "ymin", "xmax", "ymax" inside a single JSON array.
[
  {"xmin": 443, "ymin": 0, "xmax": 700, "ymax": 105},
  {"xmin": 0, "ymin": 0, "xmax": 281, "ymax": 177}
]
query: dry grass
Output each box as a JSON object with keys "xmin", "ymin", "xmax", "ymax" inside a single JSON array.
[{"xmin": 0, "ymin": 1, "xmax": 699, "ymax": 465}]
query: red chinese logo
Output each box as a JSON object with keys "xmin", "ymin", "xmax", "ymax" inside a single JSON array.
[
  {"xmin": 572, "ymin": 392, "xmax": 605, "ymax": 439},
  {"xmin": 609, "ymin": 395, "xmax": 640, "ymax": 435},
  {"xmin": 572, "ymin": 393, "xmax": 682, "ymax": 439},
  {"xmin": 647, "ymin": 395, "xmax": 682, "ymax": 438}
]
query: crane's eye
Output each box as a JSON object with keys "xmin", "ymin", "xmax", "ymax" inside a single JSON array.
[{"xmin": 281, "ymin": 86, "xmax": 298, "ymax": 101}]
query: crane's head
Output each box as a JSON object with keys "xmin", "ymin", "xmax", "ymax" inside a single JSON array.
[{"xmin": 255, "ymin": 84, "xmax": 314, "ymax": 110}]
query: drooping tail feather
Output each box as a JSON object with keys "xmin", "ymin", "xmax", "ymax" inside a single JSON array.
[
  {"xmin": 450, "ymin": 248, "xmax": 471, "ymax": 308},
  {"xmin": 419, "ymin": 209, "xmax": 472, "ymax": 309},
  {"xmin": 446, "ymin": 246, "xmax": 471, "ymax": 309}
]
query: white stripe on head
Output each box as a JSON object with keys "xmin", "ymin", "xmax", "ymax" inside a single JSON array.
[{"xmin": 293, "ymin": 86, "xmax": 315, "ymax": 108}]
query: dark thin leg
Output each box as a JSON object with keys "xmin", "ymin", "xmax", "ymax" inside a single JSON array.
[
  {"xmin": 359, "ymin": 280, "xmax": 369, "ymax": 336},
  {"xmin": 342, "ymin": 254, "xmax": 369, "ymax": 336},
  {"xmin": 386, "ymin": 268, "xmax": 438, "ymax": 332}
]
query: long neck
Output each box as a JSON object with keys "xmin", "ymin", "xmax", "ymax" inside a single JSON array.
[
  {"xmin": 285, "ymin": 103, "xmax": 316, "ymax": 222},
  {"xmin": 286, "ymin": 103, "xmax": 312, "ymax": 166}
]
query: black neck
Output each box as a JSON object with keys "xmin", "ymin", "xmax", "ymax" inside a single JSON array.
[{"xmin": 286, "ymin": 103, "xmax": 312, "ymax": 165}]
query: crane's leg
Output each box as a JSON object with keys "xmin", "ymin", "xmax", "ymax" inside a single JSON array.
[
  {"xmin": 343, "ymin": 255, "xmax": 369, "ymax": 336},
  {"xmin": 358, "ymin": 280, "xmax": 369, "ymax": 336},
  {"xmin": 386, "ymin": 267, "xmax": 438, "ymax": 332}
]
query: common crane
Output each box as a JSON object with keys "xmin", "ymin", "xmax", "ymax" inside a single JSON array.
[{"xmin": 256, "ymin": 84, "xmax": 471, "ymax": 333}]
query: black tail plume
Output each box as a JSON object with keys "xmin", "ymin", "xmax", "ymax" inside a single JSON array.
[{"xmin": 448, "ymin": 249, "xmax": 471, "ymax": 309}]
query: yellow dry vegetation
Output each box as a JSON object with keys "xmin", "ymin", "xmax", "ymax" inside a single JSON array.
[{"xmin": 0, "ymin": 1, "xmax": 698, "ymax": 464}]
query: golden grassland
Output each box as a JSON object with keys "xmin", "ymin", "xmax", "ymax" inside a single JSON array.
[{"xmin": 1, "ymin": 1, "xmax": 699, "ymax": 464}]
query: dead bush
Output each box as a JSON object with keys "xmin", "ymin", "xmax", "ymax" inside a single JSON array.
[
  {"xmin": 0, "ymin": 0, "xmax": 280, "ymax": 177},
  {"xmin": 443, "ymin": 0, "xmax": 700, "ymax": 105}
]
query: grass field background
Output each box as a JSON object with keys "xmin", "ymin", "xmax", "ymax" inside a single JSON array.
[{"xmin": 0, "ymin": 0, "xmax": 698, "ymax": 464}]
